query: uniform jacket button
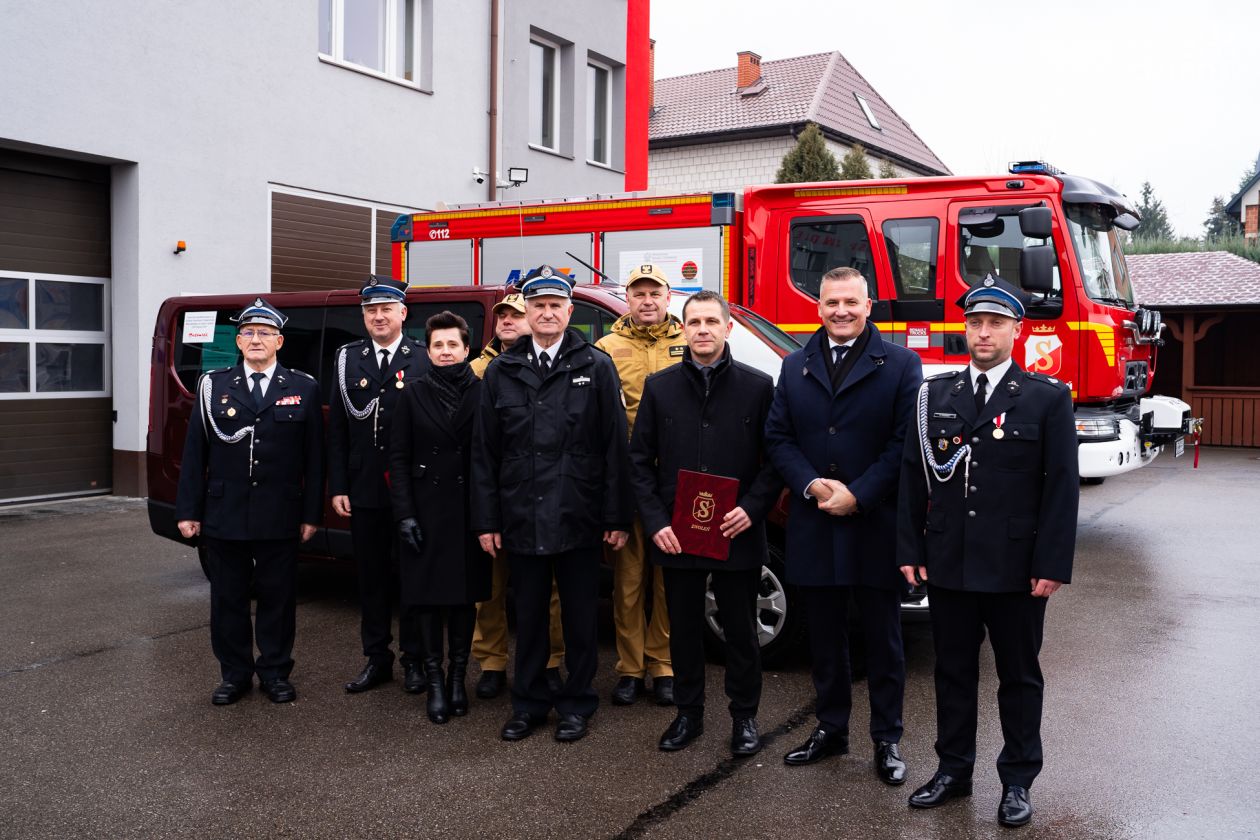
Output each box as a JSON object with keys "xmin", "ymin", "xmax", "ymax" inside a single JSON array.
[
  {"xmin": 968, "ymin": 510, "xmax": 976, "ymax": 517},
  {"xmin": 971, "ymin": 436, "xmax": 980, "ymax": 443},
  {"xmin": 829, "ymin": 426, "xmax": 836, "ymax": 435},
  {"xmin": 251, "ymin": 481, "xmax": 258, "ymax": 487},
  {"xmin": 969, "ymin": 485, "xmax": 977, "ymax": 493}
]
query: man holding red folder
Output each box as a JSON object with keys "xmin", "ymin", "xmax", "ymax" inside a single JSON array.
[{"xmin": 629, "ymin": 290, "xmax": 782, "ymax": 756}]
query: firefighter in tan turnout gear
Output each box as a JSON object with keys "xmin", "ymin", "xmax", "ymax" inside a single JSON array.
[{"xmin": 594, "ymin": 264, "xmax": 685, "ymax": 706}]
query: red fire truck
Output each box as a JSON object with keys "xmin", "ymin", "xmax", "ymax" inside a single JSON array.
[{"xmin": 392, "ymin": 162, "xmax": 1198, "ymax": 479}]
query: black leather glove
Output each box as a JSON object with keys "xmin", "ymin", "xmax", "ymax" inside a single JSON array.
[{"xmin": 398, "ymin": 517, "xmax": 423, "ymax": 554}]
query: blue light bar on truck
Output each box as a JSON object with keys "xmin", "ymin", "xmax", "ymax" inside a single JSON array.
[
  {"xmin": 710, "ymin": 191, "xmax": 736, "ymax": 225},
  {"xmin": 1009, "ymin": 160, "xmax": 1063, "ymax": 176}
]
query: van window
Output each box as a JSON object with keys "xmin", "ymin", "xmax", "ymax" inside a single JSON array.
[
  {"xmin": 569, "ymin": 300, "xmax": 617, "ymax": 344},
  {"xmin": 788, "ymin": 216, "xmax": 876, "ymax": 300},
  {"xmin": 883, "ymin": 218, "xmax": 938, "ymax": 299}
]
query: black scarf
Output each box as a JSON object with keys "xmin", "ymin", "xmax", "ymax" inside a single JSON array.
[{"xmin": 425, "ymin": 361, "xmax": 476, "ymax": 418}]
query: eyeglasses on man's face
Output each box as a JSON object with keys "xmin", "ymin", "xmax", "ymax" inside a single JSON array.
[{"xmin": 239, "ymin": 329, "xmax": 279, "ymax": 340}]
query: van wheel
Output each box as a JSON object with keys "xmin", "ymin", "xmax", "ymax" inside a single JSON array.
[
  {"xmin": 1082, "ymin": 476, "xmax": 1105, "ymax": 486},
  {"xmin": 703, "ymin": 541, "xmax": 805, "ymax": 668}
]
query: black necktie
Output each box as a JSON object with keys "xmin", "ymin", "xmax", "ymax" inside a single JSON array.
[
  {"xmin": 250, "ymin": 371, "xmax": 266, "ymax": 410},
  {"xmin": 974, "ymin": 372, "xmax": 988, "ymax": 415},
  {"xmin": 538, "ymin": 351, "xmax": 551, "ymax": 374},
  {"xmin": 830, "ymin": 344, "xmax": 849, "ymax": 390},
  {"xmin": 379, "ymin": 348, "xmax": 390, "ymax": 373}
]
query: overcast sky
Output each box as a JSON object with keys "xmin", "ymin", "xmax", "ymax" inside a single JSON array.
[{"xmin": 650, "ymin": 0, "xmax": 1258, "ymax": 238}]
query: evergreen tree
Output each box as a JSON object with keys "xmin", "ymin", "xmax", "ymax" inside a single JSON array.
[
  {"xmin": 1133, "ymin": 181, "xmax": 1174, "ymax": 240},
  {"xmin": 878, "ymin": 158, "xmax": 897, "ymax": 179},
  {"xmin": 774, "ymin": 123, "xmax": 840, "ymax": 184},
  {"xmin": 839, "ymin": 142, "xmax": 874, "ymax": 180},
  {"xmin": 1203, "ymin": 196, "xmax": 1240, "ymax": 238}
]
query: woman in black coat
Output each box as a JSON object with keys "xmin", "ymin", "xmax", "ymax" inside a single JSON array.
[{"xmin": 390, "ymin": 311, "xmax": 491, "ymax": 723}]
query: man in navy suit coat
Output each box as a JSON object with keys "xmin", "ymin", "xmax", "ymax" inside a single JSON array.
[{"xmin": 765, "ymin": 267, "xmax": 922, "ymax": 785}]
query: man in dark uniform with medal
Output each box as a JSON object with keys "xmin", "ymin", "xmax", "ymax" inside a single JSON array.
[
  {"xmin": 328, "ymin": 275, "xmax": 430, "ymax": 694},
  {"xmin": 898, "ymin": 275, "xmax": 1078, "ymax": 828},
  {"xmin": 176, "ymin": 298, "xmax": 324, "ymax": 705}
]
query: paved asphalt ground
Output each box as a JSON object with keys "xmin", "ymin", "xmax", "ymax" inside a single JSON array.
[{"xmin": 2, "ymin": 447, "xmax": 1258, "ymax": 839}]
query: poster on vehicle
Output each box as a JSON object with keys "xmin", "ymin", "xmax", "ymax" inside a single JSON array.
[
  {"xmin": 618, "ymin": 248, "xmax": 704, "ymax": 292},
  {"xmin": 182, "ymin": 311, "xmax": 217, "ymax": 343}
]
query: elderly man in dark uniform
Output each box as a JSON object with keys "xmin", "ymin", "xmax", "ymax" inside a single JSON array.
[
  {"xmin": 898, "ymin": 276, "xmax": 1078, "ymax": 828},
  {"xmin": 328, "ymin": 275, "xmax": 430, "ymax": 695},
  {"xmin": 629, "ymin": 290, "xmax": 782, "ymax": 756},
  {"xmin": 176, "ymin": 298, "xmax": 324, "ymax": 705},
  {"xmin": 764, "ymin": 266, "xmax": 922, "ymax": 784},
  {"xmin": 471, "ymin": 265, "xmax": 631, "ymax": 743}
]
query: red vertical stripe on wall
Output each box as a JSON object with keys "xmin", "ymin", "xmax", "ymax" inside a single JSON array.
[{"xmin": 624, "ymin": 0, "xmax": 650, "ymax": 192}]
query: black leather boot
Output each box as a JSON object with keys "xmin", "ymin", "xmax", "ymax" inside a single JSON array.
[
  {"xmin": 446, "ymin": 606, "xmax": 475, "ymax": 717},
  {"xmin": 418, "ymin": 609, "xmax": 449, "ymax": 724}
]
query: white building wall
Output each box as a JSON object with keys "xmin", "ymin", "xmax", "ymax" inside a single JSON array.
[
  {"xmin": 649, "ymin": 136, "xmax": 917, "ymax": 194},
  {"xmin": 0, "ymin": 1, "xmax": 625, "ymax": 468}
]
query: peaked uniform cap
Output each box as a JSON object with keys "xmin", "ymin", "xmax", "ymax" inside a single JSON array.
[
  {"xmin": 956, "ymin": 274, "xmax": 1030, "ymax": 320},
  {"xmin": 520, "ymin": 264, "xmax": 575, "ymax": 299},
  {"xmin": 360, "ymin": 274, "xmax": 408, "ymax": 304},
  {"xmin": 230, "ymin": 297, "xmax": 288, "ymax": 330}
]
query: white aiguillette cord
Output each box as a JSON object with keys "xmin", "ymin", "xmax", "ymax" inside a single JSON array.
[
  {"xmin": 916, "ymin": 381, "xmax": 972, "ymax": 499},
  {"xmin": 199, "ymin": 374, "xmax": 257, "ymax": 477},
  {"xmin": 338, "ymin": 347, "xmax": 381, "ymax": 446}
]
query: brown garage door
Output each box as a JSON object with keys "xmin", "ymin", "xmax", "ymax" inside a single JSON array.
[{"xmin": 0, "ymin": 149, "xmax": 112, "ymax": 503}]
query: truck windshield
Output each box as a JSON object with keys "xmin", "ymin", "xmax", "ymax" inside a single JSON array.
[{"xmin": 1065, "ymin": 203, "xmax": 1135, "ymax": 309}]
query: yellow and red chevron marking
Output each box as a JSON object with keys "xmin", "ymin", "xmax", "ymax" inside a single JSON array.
[{"xmin": 1067, "ymin": 321, "xmax": 1116, "ymax": 366}]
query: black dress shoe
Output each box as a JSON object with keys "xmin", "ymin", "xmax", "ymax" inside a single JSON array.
[
  {"xmin": 611, "ymin": 676, "xmax": 645, "ymax": 705},
  {"xmin": 554, "ymin": 713, "xmax": 589, "ymax": 742},
  {"xmin": 730, "ymin": 718, "xmax": 762, "ymax": 757},
  {"xmin": 260, "ymin": 678, "xmax": 296, "ymax": 704},
  {"xmin": 545, "ymin": 667, "xmax": 565, "ymax": 695},
  {"xmin": 875, "ymin": 740, "xmax": 908, "ymax": 786},
  {"xmin": 211, "ymin": 680, "xmax": 249, "ymax": 706},
  {"xmin": 658, "ymin": 713, "xmax": 704, "ymax": 751},
  {"xmin": 476, "ymin": 669, "xmax": 506, "ymax": 699},
  {"xmin": 653, "ymin": 676, "xmax": 675, "ymax": 706},
  {"xmin": 345, "ymin": 662, "xmax": 392, "ymax": 694},
  {"xmin": 501, "ymin": 711, "xmax": 546, "ymax": 741},
  {"xmin": 998, "ymin": 785, "xmax": 1032, "ymax": 827},
  {"xmin": 403, "ymin": 662, "xmax": 426, "ymax": 694},
  {"xmin": 783, "ymin": 727, "xmax": 848, "ymax": 766},
  {"xmin": 907, "ymin": 772, "xmax": 973, "ymax": 809}
]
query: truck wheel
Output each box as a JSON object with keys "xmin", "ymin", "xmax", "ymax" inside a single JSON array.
[{"xmin": 703, "ymin": 541, "xmax": 806, "ymax": 669}]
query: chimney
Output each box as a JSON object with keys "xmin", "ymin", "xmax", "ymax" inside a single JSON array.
[
  {"xmin": 736, "ymin": 50, "xmax": 761, "ymax": 88},
  {"xmin": 649, "ymin": 39, "xmax": 655, "ymax": 109}
]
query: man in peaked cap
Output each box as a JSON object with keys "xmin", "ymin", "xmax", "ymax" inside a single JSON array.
[
  {"xmin": 470, "ymin": 291, "xmax": 568, "ymax": 700},
  {"xmin": 176, "ymin": 297, "xmax": 324, "ymax": 705},
  {"xmin": 328, "ymin": 275, "xmax": 430, "ymax": 695},
  {"xmin": 898, "ymin": 273, "xmax": 1078, "ymax": 828},
  {"xmin": 471, "ymin": 265, "xmax": 632, "ymax": 743}
]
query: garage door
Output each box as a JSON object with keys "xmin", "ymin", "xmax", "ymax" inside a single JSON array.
[{"xmin": 0, "ymin": 149, "xmax": 112, "ymax": 503}]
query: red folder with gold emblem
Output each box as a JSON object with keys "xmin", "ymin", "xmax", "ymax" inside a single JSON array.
[{"xmin": 671, "ymin": 469, "xmax": 740, "ymax": 561}]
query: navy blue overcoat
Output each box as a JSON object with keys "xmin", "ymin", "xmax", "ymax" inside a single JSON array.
[{"xmin": 765, "ymin": 324, "xmax": 922, "ymax": 589}]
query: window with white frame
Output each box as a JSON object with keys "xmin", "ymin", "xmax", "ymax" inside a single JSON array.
[
  {"xmin": 587, "ymin": 62, "xmax": 611, "ymax": 165},
  {"xmin": 319, "ymin": 0, "xmax": 421, "ymax": 83},
  {"xmin": 530, "ymin": 40, "xmax": 559, "ymax": 150},
  {"xmin": 0, "ymin": 272, "xmax": 110, "ymax": 398}
]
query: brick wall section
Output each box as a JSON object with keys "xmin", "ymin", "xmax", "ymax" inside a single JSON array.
[
  {"xmin": 736, "ymin": 51, "xmax": 761, "ymax": 88},
  {"xmin": 649, "ymin": 137, "xmax": 918, "ymax": 194},
  {"xmin": 1246, "ymin": 204, "xmax": 1258, "ymax": 239}
]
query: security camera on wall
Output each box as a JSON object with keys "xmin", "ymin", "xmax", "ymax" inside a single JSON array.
[{"xmin": 472, "ymin": 167, "xmax": 487, "ymax": 185}]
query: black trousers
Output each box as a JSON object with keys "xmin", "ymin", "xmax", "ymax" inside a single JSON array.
[
  {"xmin": 351, "ymin": 506, "xmax": 419, "ymax": 666},
  {"xmin": 801, "ymin": 584, "xmax": 905, "ymax": 743},
  {"xmin": 202, "ymin": 536, "xmax": 297, "ymax": 684},
  {"xmin": 509, "ymin": 548, "xmax": 600, "ymax": 718},
  {"xmin": 928, "ymin": 584, "xmax": 1047, "ymax": 788},
  {"xmin": 663, "ymin": 566, "xmax": 761, "ymax": 720}
]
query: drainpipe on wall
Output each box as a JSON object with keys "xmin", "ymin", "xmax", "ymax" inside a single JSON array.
[{"xmin": 488, "ymin": 0, "xmax": 500, "ymax": 201}]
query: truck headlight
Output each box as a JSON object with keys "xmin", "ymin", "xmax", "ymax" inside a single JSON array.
[{"xmin": 1076, "ymin": 418, "xmax": 1120, "ymax": 440}]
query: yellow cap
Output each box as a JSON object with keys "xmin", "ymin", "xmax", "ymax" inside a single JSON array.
[
  {"xmin": 626, "ymin": 263, "xmax": 669, "ymax": 287},
  {"xmin": 493, "ymin": 293, "xmax": 526, "ymax": 314}
]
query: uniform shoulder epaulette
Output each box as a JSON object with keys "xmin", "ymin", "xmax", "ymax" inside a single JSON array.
[
  {"xmin": 337, "ymin": 338, "xmax": 368, "ymax": 351},
  {"xmin": 289, "ymin": 368, "xmax": 317, "ymax": 380},
  {"xmin": 1023, "ymin": 370, "xmax": 1067, "ymax": 388},
  {"xmin": 926, "ymin": 370, "xmax": 960, "ymax": 381},
  {"xmin": 590, "ymin": 342, "xmax": 613, "ymax": 359}
]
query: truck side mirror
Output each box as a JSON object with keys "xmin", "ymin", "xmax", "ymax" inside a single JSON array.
[
  {"xmin": 1020, "ymin": 245, "xmax": 1055, "ymax": 293},
  {"xmin": 1018, "ymin": 206, "xmax": 1053, "ymax": 240}
]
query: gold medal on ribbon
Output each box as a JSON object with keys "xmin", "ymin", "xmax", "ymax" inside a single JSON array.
[
  {"xmin": 227, "ymin": 407, "xmax": 236, "ymax": 417},
  {"xmin": 395, "ymin": 379, "xmax": 405, "ymax": 389},
  {"xmin": 992, "ymin": 427, "xmax": 1004, "ymax": 439}
]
